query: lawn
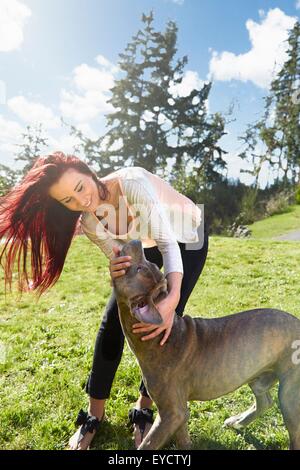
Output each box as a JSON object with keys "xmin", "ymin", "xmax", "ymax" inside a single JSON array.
[
  {"xmin": 1, "ymin": 233, "xmax": 300, "ymax": 450},
  {"xmin": 247, "ymin": 205, "xmax": 300, "ymax": 239}
]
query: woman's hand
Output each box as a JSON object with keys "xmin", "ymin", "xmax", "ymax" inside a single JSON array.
[
  {"xmin": 109, "ymin": 246, "xmax": 131, "ymax": 285},
  {"xmin": 132, "ymin": 293, "xmax": 179, "ymax": 346}
]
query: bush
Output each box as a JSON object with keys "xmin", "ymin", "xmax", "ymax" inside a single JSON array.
[
  {"xmin": 295, "ymin": 186, "xmax": 300, "ymax": 205},
  {"xmin": 236, "ymin": 188, "xmax": 258, "ymax": 225},
  {"xmin": 265, "ymin": 191, "xmax": 293, "ymax": 216}
]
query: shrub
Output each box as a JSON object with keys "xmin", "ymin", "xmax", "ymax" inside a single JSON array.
[
  {"xmin": 265, "ymin": 191, "xmax": 293, "ymax": 216},
  {"xmin": 295, "ymin": 186, "xmax": 300, "ymax": 205}
]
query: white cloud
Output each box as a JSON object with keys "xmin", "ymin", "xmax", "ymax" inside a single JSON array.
[
  {"xmin": 59, "ymin": 57, "xmax": 117, "ymax": 123},
  {"xmin": 95, "ymin": 55, "xmax": 120, "ymax": 74},
  {"xmin": 72, "ymin": 64, "xmax": 115, "ymax": 93},
  {"xmin": 75, "ymin": 122, "xmax": 99, "ymax": 141},
  {"xmin": 209, "ymin": 8, "xmax": 297, "ymax": 89},
  {"xmin": 0, "ymin": 114, "xmax": 24, "ymax": 166},
  {"xmin": 296, "ymin": 1, "xmax": 300, "ymax": 10},
  {"xmin": 169, "ymin": 70, "xmax": 204, "ymax": 97},
  {"xmin": 169, "ymin": 0, "xmax": 184, "ymax": 4},
  {"xmin": 0, "ymin": 114, "xmax": 24, "ymax": 146},
  {"xmin": 0, "ymin": 0, "xmax": 31, "ymax": 52},
  {"xmin": 47, "ymin": 132, "xmax": 81, "ymax": 155},
  {"xmin": 0, "ymin": 54, "xmax": 119, "ymax": 167},
  {"xmin": 8, "ymin": 96, "xmax": 60, "ymax": 129}
]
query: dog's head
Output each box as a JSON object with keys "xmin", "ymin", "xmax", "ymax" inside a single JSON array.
[{"xmin": 113, "ymin": 240, "xmax": 168, "ymax": 325}]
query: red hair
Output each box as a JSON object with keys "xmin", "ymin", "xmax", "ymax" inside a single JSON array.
[{"xmin": 0, "ymin": 151, "xmax": 109, "ymax": 299}]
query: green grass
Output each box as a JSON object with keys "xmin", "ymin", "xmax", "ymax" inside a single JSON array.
[
  {"xmin": 1, "ymin": 234, "xmax": 300, "ymax": 449},
  {"xmin": 247, "ymin": 204, "xmax": 300, "ymax": 239}
]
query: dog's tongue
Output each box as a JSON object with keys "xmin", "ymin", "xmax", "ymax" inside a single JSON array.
[{"xmin": 133, "ymin": 304, "xmax": 152, "ymax": 323}]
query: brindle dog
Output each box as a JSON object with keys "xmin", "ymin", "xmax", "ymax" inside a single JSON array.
[{"xmin": 113, "ymin": 239, "xmax": 300, "ymax": 450}]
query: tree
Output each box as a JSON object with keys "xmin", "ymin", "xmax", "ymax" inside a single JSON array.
[
  {"xmin": 14, "ymin": 124, "xmax": 48, "ymax": 177},
  {"xmin": 0, "ymin": 164, "xmax": 18, "ymax": 196},
  {"xmin": 70, "ymin": 11, "xmax": 227, "ymax": 182},
  {"xmin": 102, "ymin": 12, "xmax": 180, "ymax": 173},
  {"xmin": 168, "ymin": 84, "xmax": 227, "ymax": 190},
  {"xmin": 239, "ymin": 22, "xmax": 300, "ymax": 186},
  {"xmin": 0, "ymin": 125, "xmax": 48, "ymax": 196}
]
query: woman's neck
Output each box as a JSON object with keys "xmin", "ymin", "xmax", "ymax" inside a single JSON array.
[{"xmin": 97, "ymin": 178, "xmax": 121, "ymax": 210}]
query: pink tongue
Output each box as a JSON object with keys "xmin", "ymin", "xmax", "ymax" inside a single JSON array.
[
  {"xmin": 133, "ymin": 304, "xmax": 152, "ymax": 323},
  {"xmin": 138, "ymin": 305, "xmax": 149, "ymax": 314}
]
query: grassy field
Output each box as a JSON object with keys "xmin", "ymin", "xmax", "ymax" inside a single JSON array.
[
  {"xmin": 1, "ymin": 232, "xmax": 300, "ymax": 450},
  {"xmin": 247, "ymin": 204, "xmax": 300, "ymax": 239}
]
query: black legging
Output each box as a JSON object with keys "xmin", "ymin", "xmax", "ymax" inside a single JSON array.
[{"xmin": 85, "ymin": 227, "xmax": 209, "ymax": 399}]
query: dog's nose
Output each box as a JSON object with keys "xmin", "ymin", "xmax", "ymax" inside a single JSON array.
[
  {"xmin": 120, "ymin": 240, "xmax": 143, "ymax": 257},
  {"xmin": 129, "ymin": 240, "xmax": 142, "ymax": 249}
]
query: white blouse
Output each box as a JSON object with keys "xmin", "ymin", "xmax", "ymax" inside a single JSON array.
[{"xmin": 79, "ymin": 167, "xmax": 202, "ymax": 276}]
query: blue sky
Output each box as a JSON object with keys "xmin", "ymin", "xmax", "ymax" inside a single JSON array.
[{"xmin": 0, "ymin": 0, "xmax": 299, "ymax": 186}]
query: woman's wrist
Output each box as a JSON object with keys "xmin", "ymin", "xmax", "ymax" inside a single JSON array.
[
  {"xmin": 166, "ymin": 272, "xmax": 182, "ymax": 306},
  {"xmin": 167, "ymin": 289, "xmax": 180, "ymax": 307}
]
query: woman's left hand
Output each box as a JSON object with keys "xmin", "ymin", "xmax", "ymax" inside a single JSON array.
[{"xmin": 132, "ymin": 294, "xmax": 179, "ymax": 346}]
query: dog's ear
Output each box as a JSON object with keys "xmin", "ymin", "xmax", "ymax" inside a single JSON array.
[{"xmin": 131, "ymin": 295, "xmax": 163, "ymax": 325}]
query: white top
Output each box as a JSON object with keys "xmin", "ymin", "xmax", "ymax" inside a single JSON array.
[{"xmin": 79, "ymin": 167, "xmax": 202, "ymax": 276}]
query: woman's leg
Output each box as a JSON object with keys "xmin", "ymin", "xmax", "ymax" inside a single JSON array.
[
  {"xmin": 176, "ymin": 228, "xmax": 209, "ymax": 316},
  {"xmin": 70, "ymin": 245, "xmax": 165, "ymax": 449},
  {"xmin": 69, "ymin": 291, "xmax": 125, "ymax": 449},
  {"xmin": 85, "ymin": 291, "xmax": 125, "ymax": 399},
  {"xmin": 133, "ymin": 231, "xmax": 209, "ymax": 447},
  {"xmin": 138, "ymin": 228, "xmax": 209, "ymax": 398}
]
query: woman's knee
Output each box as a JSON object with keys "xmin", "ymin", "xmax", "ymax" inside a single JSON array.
[{"xmin": 96, "ymin": 300, "xmax": 124, "ymax": 361}]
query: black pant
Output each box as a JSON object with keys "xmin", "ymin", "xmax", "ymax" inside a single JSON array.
[{"xmin": 85, "ymin": 228, "xmax": 209, "ymax": 399}]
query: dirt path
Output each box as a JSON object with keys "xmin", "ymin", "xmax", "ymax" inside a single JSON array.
[{"xmin": 276, "ymin": 230, "xmax": 300, "ymax": 241}]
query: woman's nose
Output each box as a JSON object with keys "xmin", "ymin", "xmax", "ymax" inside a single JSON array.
[{"xmin": 75, "ymin": 193, "xmax": 90, "ymax": 208}]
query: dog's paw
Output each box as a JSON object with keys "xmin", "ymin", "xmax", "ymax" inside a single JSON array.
[{"xmin": 223, "ymin": 415, "xmax": 245, "ymax": 430}]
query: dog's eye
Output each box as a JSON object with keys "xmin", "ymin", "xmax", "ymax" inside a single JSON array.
[{"xmin": 136, "ymin": 265, "xmax": 143, "ymax": 272}]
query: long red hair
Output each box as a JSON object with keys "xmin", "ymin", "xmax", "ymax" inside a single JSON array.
[{"xmin": 0, "ymin": 151, "xmax": 109, "ymax": 299}]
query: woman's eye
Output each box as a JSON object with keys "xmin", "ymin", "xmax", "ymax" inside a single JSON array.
[{"xmin": 78, "ymin": 185, "xmax": 83, "ymax": 192}]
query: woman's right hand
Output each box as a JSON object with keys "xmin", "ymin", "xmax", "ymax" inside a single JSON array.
[{"xmin": 109, "ymin": 246, "xmax": 132, "ymax": 285}]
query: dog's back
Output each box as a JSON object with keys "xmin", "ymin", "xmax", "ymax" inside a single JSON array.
[{"xmin": 173, "ymin": 308, "xmax": 300, "ymax": 400}]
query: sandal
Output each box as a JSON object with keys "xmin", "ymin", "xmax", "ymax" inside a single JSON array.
[
  {"xmin": 128, "ymin": 408, "xmax": 154, "ymax": 446},
  {"xmin": 74, "ymin": 408, "xmax": 104, "ymax": 448}
]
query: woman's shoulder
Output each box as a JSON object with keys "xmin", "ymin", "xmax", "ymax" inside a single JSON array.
[{"xmin": 115, "ymin": 166, "xmax": 150, "ymax": 181}]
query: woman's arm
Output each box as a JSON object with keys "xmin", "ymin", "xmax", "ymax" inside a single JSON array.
[
  {"xmin": 122, "ymin": 177, "xmax": 185, "ymax": 345},
  {"xmin": 166, "ymin": 271, "xmax": 183, "ymax": 304}
]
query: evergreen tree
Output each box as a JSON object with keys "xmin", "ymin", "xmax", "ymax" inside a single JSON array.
[
  {"xmin": 0, "ymin": 164, "xmax": 18, "ymax": 195},
  {"xmin": 71, "ymin": 11, "xmax": 227, "ymax": 181},
  {"xmin": 14, "ymin": 124, "xmax": 48, "ymax": 177},
  {"xmin": 269, "ymin": 21, "xmax": 300, "ymax": 183},
  {"xmin": 102, "ymin": 12, "xmax": 179, "ymax": 173},
  {"xmin": 168, "ymin": 82, "xmax": 226, "ymax": 189},
  {"xmin": 64, "ymin": 119, "xmax": 112, "ymax": 177},
  {"xmin": 0, "ymin": 124, "xmax": 48, "ymax": 196},
  {"xmin": 239, "ymin": 22, "xmax": 300, "ymax": 186}
]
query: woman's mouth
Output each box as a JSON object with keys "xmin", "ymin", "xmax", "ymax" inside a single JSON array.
[{"xmin": 84, "ymin": 196, "xmax": 92, "ymax": 208}]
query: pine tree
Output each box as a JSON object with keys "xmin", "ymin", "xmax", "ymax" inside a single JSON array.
[
  {"xmin": 14, "ymin": 124, "xmax": 48, "ymax": 177},
  {"xmin": 0, "ymin": 164, "xmax": 18, "ymax": 195},
  {"xmin": 69, "ymin": 11, "xmax": 227, "ymax": 186},
  {"xmin": 0, "ymin": 124, "xmax": 48, "ymax": 195},
  {"xmin": 269, "ymin": 21, "xmax": 300, "ymax": 183},
  {"xmin": 239, "ymin": 22, "xmax": 300, "ymax": 186},
  {"xmin": 102, "ymin": 12, "xmax": 181, "ymax": 173},
  {"xmin": 168, "ymin": 82, "xmax": 227, "ymax": 188}
]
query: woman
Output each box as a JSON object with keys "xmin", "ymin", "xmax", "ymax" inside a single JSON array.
[{"xmin": 0, "ymin": 151, "xmax": 209, "ymax": 450}]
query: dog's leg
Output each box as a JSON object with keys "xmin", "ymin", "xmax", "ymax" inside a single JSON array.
[
  {"xmin": 278, "ymin": 368, "xmax": 300, "ymax": 450},
  {"xmin": 224, "ymin": 371, "xmax": 277, "ymax": 430},
  {"xmin": 137, "ymin": 405, "xmax": 187, "ymax": 450},
  {"xmin": 174, "ymin": 420, "xmax": 192, "ymax": 449}
]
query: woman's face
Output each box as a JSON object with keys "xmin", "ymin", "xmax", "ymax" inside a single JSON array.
[{"xmin": 48, "ymin": 168, "xmax": 103, "ymax": 212}]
